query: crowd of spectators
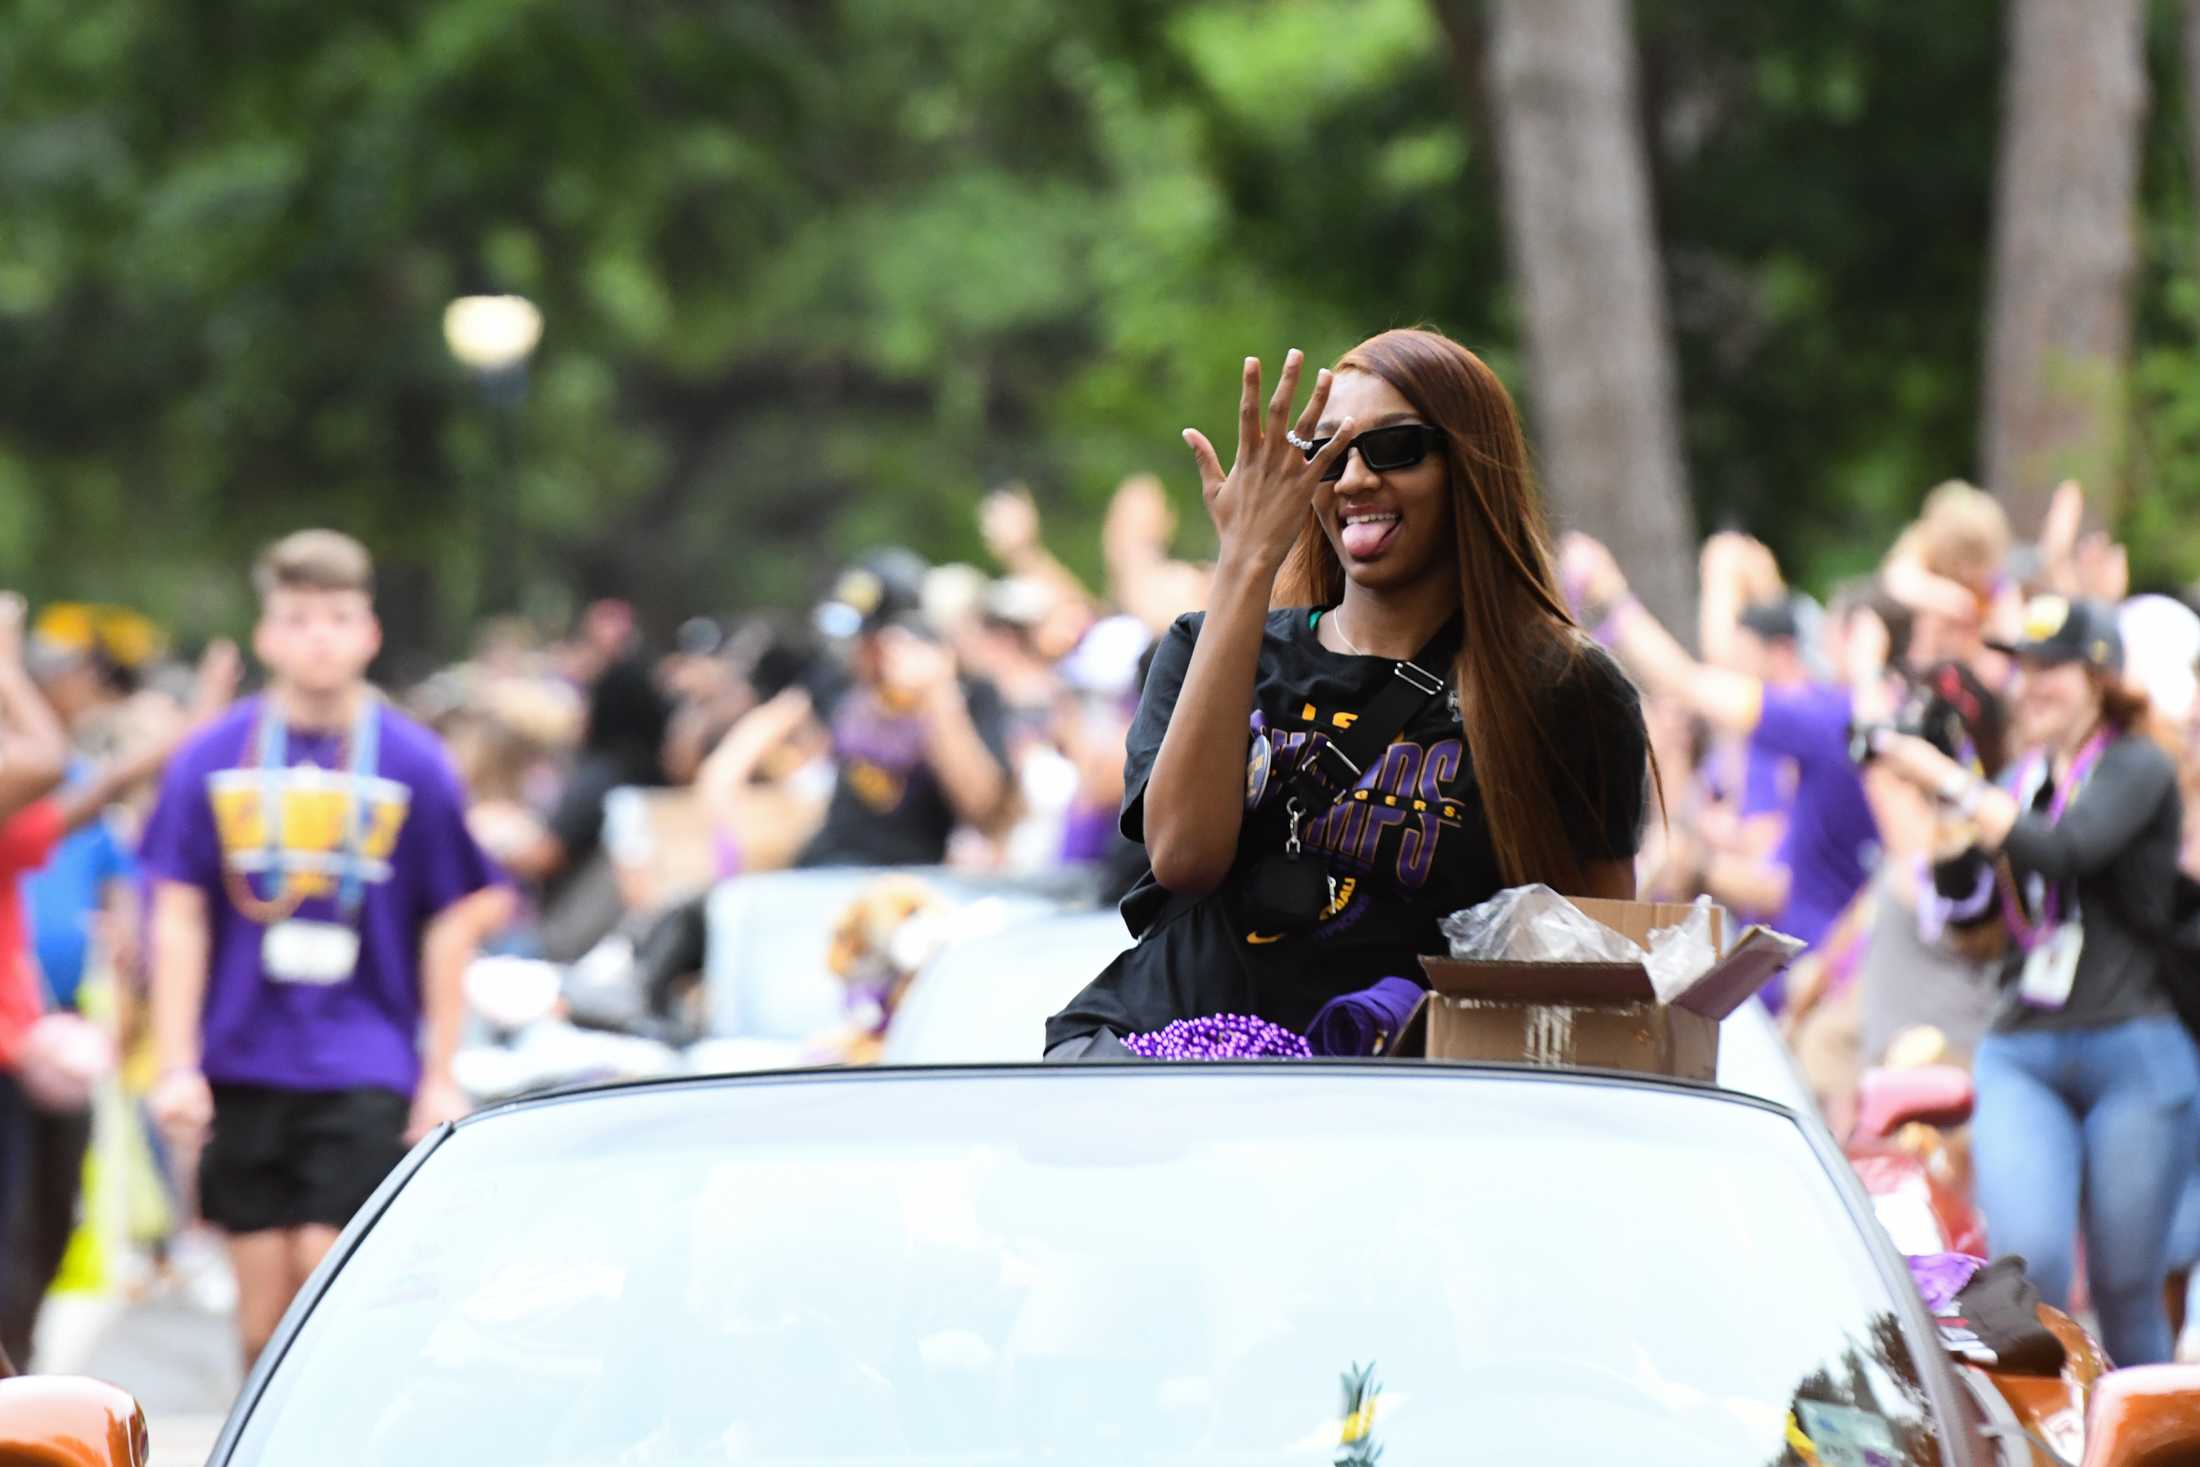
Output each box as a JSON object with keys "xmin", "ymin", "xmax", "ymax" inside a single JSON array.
[{"xmin": 7, "ymin": 464, "xmax": 2200, "ymax": 1363}]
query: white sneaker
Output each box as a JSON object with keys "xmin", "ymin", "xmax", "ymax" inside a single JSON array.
[{"xmin": 170, "ymin": 1229, "xmax": 239, "ymax": 1315}]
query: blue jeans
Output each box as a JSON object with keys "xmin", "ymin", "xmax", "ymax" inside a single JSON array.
[
  {"xmin": 1974, "ymin": 1015, "xmax": 2200, "ymax": 1366},
  {"xmin": 2169, "ymin": 1171, "xmax": 2200, "ymax": 1330}
]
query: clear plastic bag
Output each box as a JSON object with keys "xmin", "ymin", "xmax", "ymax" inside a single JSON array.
[
  {"xmin": 1441, "ymin": 887, "xmax": 1731, "ymax": 1003},
  {"xmin": 1643, "ymin": 896, "xmax": 1722, "ymax": 1001},
  {"xmin": 1440, "ymin": 884, "xmax": 1643, "ymax": 964}
]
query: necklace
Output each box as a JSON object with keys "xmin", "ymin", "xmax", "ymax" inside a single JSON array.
[
  {"xmin": 1329, "ymin": 608, "xmax": 1366, "ymax": 657},
  {"xmin": 1331, "ymin": 606, "xmax": 1463, "ymax": 719}
]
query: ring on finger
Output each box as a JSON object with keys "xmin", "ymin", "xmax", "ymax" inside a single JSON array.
[{"xmin": 1284, "ymin": 430, "xmax": 1315, "ymax": 452}]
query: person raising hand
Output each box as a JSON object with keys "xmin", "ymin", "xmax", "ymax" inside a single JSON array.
[
  {"xmin": 1048, "ymin": 331, "xmax": 1649, "ymax": 1059},
  {"xmin": 1561, "ymin": 532, "xmax": 1886, "ymax": 990}
]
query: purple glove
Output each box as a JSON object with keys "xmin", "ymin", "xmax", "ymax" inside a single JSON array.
[
  {"xmin": 1906, "ymin": 1252, "xmax": 1985, "ymax": 1314},
  {"xmin": 1305, "ymin": 977, "xmax": 1427, "ymax": 1057}
]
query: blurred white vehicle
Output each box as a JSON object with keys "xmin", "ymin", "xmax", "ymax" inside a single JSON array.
[
  {"xmin": 882, "ymin": 909, "xmax": 1130, "ymax": 1063},
  {"xmin": 703, "ymin": 867, "xmax": 1069, "ymax": 1041},
  {"xmin": 883, "ymin": 908, "xmax": 1812, "ymax": 1089}
]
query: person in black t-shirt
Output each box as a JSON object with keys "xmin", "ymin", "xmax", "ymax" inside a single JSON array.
[
  {"xmin": 481, "ymin": 657, "xmax": 671, "ymax": 960},
  {"xmin": 797, "ymin": 605, "xmax": 1013, "ymax": 870},
  {"xmin": 1047, "ymin": 328, "xmax": 1650, "ymax": 1057}
]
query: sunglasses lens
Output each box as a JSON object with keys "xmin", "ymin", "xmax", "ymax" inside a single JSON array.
[
  {"xmin": 1314, "ymin": 425, "xmax": 1433, "ymax": 481},
  {"xmin": 1357, "ymin": 425, "xmax": 1429, "ymax": 472}
]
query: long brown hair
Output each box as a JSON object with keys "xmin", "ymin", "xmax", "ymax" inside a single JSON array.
[
  {"xmin": 1274, "ymin": 327, "xmax": 1610, "ymax": 891},
  {"xmin": 2097, "ymin": 672, "xmax": 2184, "ymax": 767}
]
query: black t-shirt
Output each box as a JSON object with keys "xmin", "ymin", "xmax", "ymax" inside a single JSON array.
[
  {"xmin": 797, "ymin": 678, "xmax": 1012, "ymax": 868},
  {"xmin": 1046, "ymin": 608, "xmax": 1649, "ymax": 1046},
  {"xmin": 543, "ymin": 749, "xmax": 660, "ymax": 906}
]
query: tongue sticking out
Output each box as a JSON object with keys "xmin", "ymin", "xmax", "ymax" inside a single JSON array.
[{"xmin": 1341, "ymin": 516, "xmax": 1400, "ymax": 561}]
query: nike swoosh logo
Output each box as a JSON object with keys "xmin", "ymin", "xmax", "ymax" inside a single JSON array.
[{"xmin": 1244, "ymin": 932, "xmax": 1285, "ymax": 945}]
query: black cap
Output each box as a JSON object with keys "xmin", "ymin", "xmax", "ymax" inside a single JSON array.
[
  {"xmin": 1737, "ymin": 598, "xmax": 1801, "ymax": 642},
  {"xmin": 1987, "ymin": 594, "xmax": 2123, "ymax": 673},
  {"xmin": 820, "ymin": 548, "xmax": 928, "ymax": 636},
  {"xmin": 675, "ymin": 616, "xmax": 724, "ymax": 657}
]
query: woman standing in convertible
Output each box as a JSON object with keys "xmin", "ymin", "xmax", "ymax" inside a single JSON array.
[{"xmin": 1046, "ymin": 328, "xmax": 1651, "ymax": 1059}]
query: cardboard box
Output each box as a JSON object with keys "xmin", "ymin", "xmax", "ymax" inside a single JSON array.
[{"xmin": 1393, "ymin": 897, "xmax": 1799, "ymax": 1080}]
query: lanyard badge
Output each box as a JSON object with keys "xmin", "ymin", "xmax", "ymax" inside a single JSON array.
[
  {"xmin": 245, "ymin": 699, "xmax": 381, "ymax": 985},
  {"xmin": 2019, "ymin": 923, "xmax": 2085, "ymax": 1009},
  {"xmin": 2004, "ymin": 731, "xmax": 2108, "ymax": 1011}
]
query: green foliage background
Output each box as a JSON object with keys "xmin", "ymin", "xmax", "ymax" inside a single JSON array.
[{"xmin": 5, "ymin": 0, "xmax": 2199, "ymax": 661}]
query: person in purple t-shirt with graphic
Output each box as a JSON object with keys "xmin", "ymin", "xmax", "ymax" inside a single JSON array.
[
  {"xmin": 142, "ymin": 530, "xmax": 506, "ymax": 1368},
  {"xmin": 1563, "ymin": 534, "xmax": 1892, "ymax": 1008},
  {"xmin": 1687, "ymin": 585, "xmax": 1810, "ymax": 926}
]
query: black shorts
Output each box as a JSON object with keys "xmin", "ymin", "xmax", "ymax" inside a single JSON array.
[{"xmin": 200, "ymin": 1084, "xmax": 410, "ymax": 1235}]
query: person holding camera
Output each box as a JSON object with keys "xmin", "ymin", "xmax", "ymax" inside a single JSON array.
[
  {"xmin": 1868, "ymin": 595, "xmax": 2196, "ymax": 1366},
  {"xmin": 796, "ymin": 554, "xmax": 1013, "ymax": 870},
  {"xmin": 1046, "ymin": 330, "xmax": 1648, "ymax": 1059}
]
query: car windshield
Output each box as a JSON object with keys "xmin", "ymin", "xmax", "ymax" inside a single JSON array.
[{"xmin": 226, "ymin": 1069, "xmax": 1944, "ymax": 1467}]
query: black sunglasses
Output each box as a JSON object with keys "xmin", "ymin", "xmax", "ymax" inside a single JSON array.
[{"xmin": 1296, "ymin": 423, "xmax": 1443, "ymax": 482}]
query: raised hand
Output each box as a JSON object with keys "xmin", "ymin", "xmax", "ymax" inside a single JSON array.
[
  {"xmin": 1842, "ymin": 604, "xmax": 1894, "ymax": 701},
  {"xmin": 192, "ymin": 638, "xmax": 243, "ymax": 722},
  {"xmin": 875, "ymin": 624, "xmax": 958, "ymax": 703},
  {"xmin": 2074, "ymin": 531, "xmax": 2128, "ymax": 604},
  {"xmin": 1102, "ymin": 473, "xmax": 1175, "ymax": 570},
  {"xmin": 0, "ymin": 593, "xmax": 24, "ymax": 670},
  {"xmin": 1701, "ymin": 532, "xmax": 1781, "ymax": 603},
  {"xmin": 979, "ymin": 483, "xmax": 1042, "ymax": 565},
  {"xmin": 2039, "ymin": 480, "xmax": 2085, "ymax": 595},
  {"xmin": 1559, "ymin": 533, "xmax": 1629, "ymax": 610},
  {"xmin": 1182, "ymin": 350, "xmax": 1358, "ymax": 574},
  {"xmin": 1737, "ymin": 538, "xmax": 1783, "ymax": 603}
]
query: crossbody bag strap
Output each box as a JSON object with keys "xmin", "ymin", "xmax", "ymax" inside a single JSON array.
[
  {"xmin": 1280, "ymin": 621, "xmax": 1456, "ymax": 811},
  {"xmin": 1131, "ymin": 620, "xmax": 1457, "ymax": 939}
]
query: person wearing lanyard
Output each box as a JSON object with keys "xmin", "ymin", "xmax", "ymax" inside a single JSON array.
[
  {"xmin": 1869, "ymin": 594, "xmax": 2197, "ymax": 1366},
  {"xmin": 140, "ymin": 531, "xmax": 505, "ymax": 1369}
]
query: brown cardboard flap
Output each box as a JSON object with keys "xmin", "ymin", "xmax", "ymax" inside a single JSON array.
[
  {"xmin": 1418, "ymin": 956, "xmax": 1656, "ymax": 1005},
  {"xmin": 1669, "ymin": 927, "xmax": 1805, "ymax": 1019},
  {"xmin": 1386, "ymin": 993, "xmax": 1430, "ymax": 1058}
]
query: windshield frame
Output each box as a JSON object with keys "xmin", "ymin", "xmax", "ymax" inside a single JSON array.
[{"xmin": 207, "ymin": 1061, "xmax": 1974, "ymax": 1467}]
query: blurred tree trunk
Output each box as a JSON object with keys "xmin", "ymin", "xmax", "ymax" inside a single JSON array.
[
  {"xmin": 2185, "ymin": 2, "xmax": 2200, "ymax": 275},
  {"xmin": 1474, "ymin": 0, "xmax": 1697, "ymax": 635},
  {"xmin": 1980, "ymin": 0, "xmax": 2147, "ymax": 533}
]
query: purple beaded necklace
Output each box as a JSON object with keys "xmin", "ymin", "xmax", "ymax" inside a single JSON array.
[{"xmin": 1121, "ymin": 1013, "xmax": 1313, "ymax": 1061}]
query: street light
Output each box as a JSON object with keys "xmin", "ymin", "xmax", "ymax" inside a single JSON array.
[
  {"xmin": 442, "ymin": 295, "xmax": 544, "ymax": 374},
  {"xmin": 442, "ymin": 295, "xmax": 543, "ymax": 615}
]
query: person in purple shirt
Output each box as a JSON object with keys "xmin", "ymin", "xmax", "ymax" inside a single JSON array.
[
  {"xmin": 1564, "ymin": 535, "xmax": 1892, "ymax": 1009},
  {"xmin": 141, "ymin": 530, "xmax": 507, "ymax": 1368},
  {"xmin": 1687, "ymin": 596, "xmax": 1808, "ymax": 927}
]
